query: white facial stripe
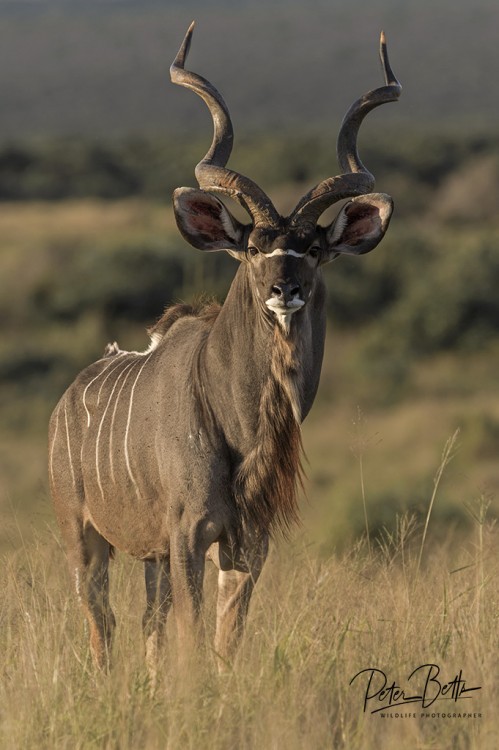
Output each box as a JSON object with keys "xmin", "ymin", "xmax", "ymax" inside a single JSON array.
[
  {"xmin": 264, "ymin": 306, "xmax": 295, "ymax": 335},
  {"xmin": 263, "ymin": 248, "xmax": 306, "ymax": 258},
  {"xmin": 265, "ymin": 296, "xmax": 305, "ymax": 335},
  {"xmin": 265, "ymin": 297, "xmax": 305, "ymax": 311}
]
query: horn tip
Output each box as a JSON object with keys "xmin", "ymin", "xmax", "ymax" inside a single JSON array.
[
  {"xmin": 379, "ymin": 29, "xmax": 401, "ymax": 93},
  {"xmin": 171, "ymin": 21, "xmax": 196, "ymax": 75}
]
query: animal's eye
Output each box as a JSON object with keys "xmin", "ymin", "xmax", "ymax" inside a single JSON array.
[
  {"xmin": 309, "ymin": 246, "xmax": 320, "ymax": 258},
  {"xmin": 247, "ymin": 246, "xmax": 259, "ymax": 257}
]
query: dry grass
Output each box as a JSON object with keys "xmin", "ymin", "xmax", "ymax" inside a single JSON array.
[
  {"xmin": 1, "ymin": 517, "xmax": 497, "ymax": 750},
  {"xmin": 1, "ymin": 394, "xmax": 498, "ymax": 746},
  {"xmin": 300, "ymin": 338, "xmax": 499, "ymax": 549}
]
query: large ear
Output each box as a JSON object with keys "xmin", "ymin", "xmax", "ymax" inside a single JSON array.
[
  {"xmin": 323, "ymin": 193, "xmax": 393, "ymax": 262},
  {"xmin": 173, "ymin": 187, "xmax": 246, "ymax": 255}
]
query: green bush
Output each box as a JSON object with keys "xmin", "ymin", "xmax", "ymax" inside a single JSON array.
[
  {"xmin": 372, "ymin": 228, "xmax": 499, "ymax": 355},
  {"xmin": 29, "ymin": 235, "xmax": 235, "ymax": 326}
]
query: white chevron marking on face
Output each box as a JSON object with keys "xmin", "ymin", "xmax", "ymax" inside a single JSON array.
[{"xmin": 263, "ymin": 248, "xmax": 306, "ymax": 258}]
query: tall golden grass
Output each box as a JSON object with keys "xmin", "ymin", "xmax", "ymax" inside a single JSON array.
[{"xmin": 1, "ymin": 495, "xmax": 496, "ymax": 749}]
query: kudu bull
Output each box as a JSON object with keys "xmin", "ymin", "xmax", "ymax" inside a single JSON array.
[{"xmin": 49, "ymin": 23, "xmax": 401, "ymax": 671}]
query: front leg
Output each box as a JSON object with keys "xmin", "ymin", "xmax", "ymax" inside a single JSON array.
[
  {"xmin": 215, "ymin": 535, "xmax": 268, "ymax": 670},
  {"xmin": 170, "ymin": 524, "xmax": 209, "ymax": 666}
]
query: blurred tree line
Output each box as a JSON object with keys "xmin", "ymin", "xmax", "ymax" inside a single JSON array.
[
  {"xmin": 1, "ymin": 127, "xmax": 498, "ymax": 210},
  {"xmin": 1, "ymin": 127, "xmax": 499, "ymax": 417}
]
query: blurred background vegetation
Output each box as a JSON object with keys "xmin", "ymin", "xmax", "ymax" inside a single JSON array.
[{"xmin": 1, "ymin": 0, "xmax": 499, "ymax": 553}]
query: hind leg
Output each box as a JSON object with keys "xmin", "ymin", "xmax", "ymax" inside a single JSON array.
[
  {"xmin": 65, "ymin": 519, "xmax": 115, "ymax": 670},
  {"xmin": 143, "ymin": 557, "xmax": 172, "ymax": 685}
]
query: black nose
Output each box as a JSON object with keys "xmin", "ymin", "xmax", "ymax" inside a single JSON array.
[{"xmin": 271, "ymin": 282, "xmax": 301, "ymax": 303}]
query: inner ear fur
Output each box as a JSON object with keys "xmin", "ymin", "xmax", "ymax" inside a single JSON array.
[
  {"xmin": 173, "ymin": 187, "xmax": 247, "ymax": 253},
  {"xmin": 324, "ymin": 192, "xmax": 394, "ymax": 259}
]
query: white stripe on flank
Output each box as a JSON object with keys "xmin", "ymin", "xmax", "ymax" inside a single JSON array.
[
  {"xmin": 124, "ymin": 353, "xmax": 153, "ymax": 497},
  {"xmin": 108, "ymin": 362, "xmax": 140, "ymax": 483},
  {"xmin": 97, "ymin": 355, "xmax": 130, "ymax": 405},
  {"xmin": 264, "ymin": 248, "xmax": 306, "ymax": 258},
  {"xmin": 64, "ymin": 401, "xmax": 76, "ymax": 488},
  {"xmin": 95, "ymin": 359, "xmax": 138, "ymax": 501},
  {"xmin": 49, "ymin": 402, "xmax": 61, "ymax": 486},
  {"xmin": 82, "ymin": 355, "xmax": 126, "ymax": 427}
]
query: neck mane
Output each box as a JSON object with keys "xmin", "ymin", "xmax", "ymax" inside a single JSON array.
[
  {"xmin": 150, "ymin": 262, "xmax": 325, "ymax": 537},
  {"xmin": 234, "ymin": 323, "xmax": 305, "ymax": 537}
]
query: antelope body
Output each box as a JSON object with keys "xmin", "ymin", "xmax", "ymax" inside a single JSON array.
[{"xmin": 49, "ymin": 24, "xmax": 400, "ymax": 670}]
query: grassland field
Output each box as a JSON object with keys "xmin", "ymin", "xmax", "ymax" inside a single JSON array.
[{"xmin": 1, "ymin": 197, "xmax": 498, "ymax": 748}]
